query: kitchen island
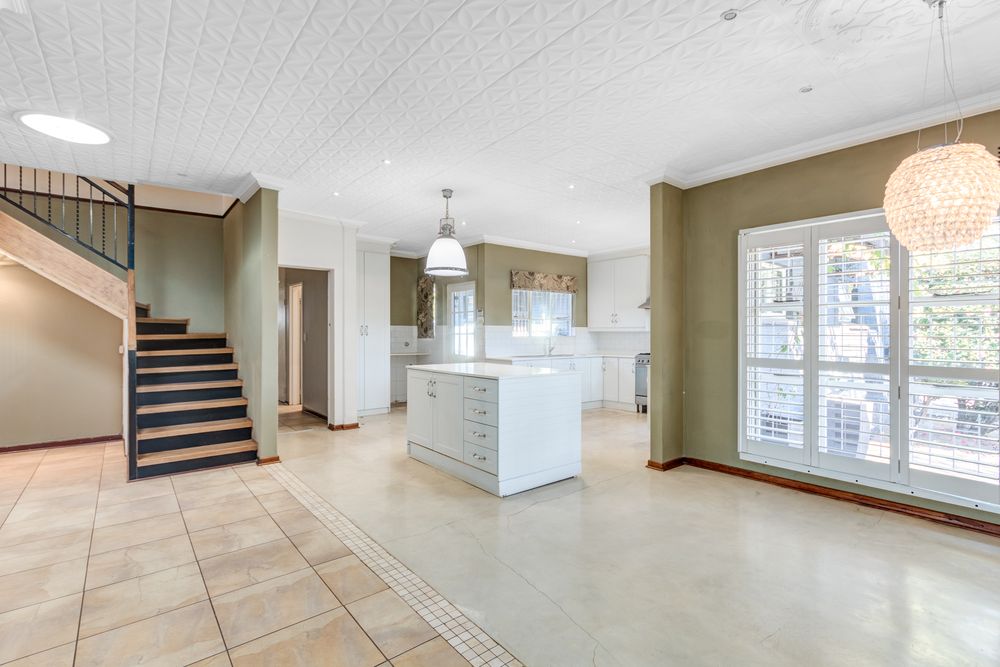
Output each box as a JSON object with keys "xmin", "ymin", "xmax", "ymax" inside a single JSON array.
[{"xmin": 406, "ymin": 363, "xmax": 581, "ymax": 497}]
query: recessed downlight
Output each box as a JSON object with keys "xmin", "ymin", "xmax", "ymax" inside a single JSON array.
[
  {"xmin": 721, "ymin": 9, "xmax": 739, "ymax": 21},
  {"xmin": 333, "ymin": 191, "xmax": 340, "ymax": 197},
  {"xmin": 382, "ymin": 159, "xmax": 392, "ymax": 165},
  {"xmin": 17, "ymin": 112, "xmax": 110, "ymax": 145},
  {"xmin": 575, "ymin": 220, "xmax": 581, "ymax": 225},
  {"xmin": 568, "ymin": 184, "xmax": 575, "ymax": 190}
]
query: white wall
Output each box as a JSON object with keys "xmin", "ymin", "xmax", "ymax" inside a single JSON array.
[{"xmin": 278, "ymin": 210, "xmax": 359, "ymax": 426}]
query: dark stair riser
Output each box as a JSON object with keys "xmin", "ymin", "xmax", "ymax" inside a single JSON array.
[
  {"xmin": 137, "ymin": 385, "xmax": 243, "ymax": 406},
  {"xmin": 138, "ymin": 405, "xmax": 247, "ymax": 429},
  {"xmin": 139, "ymin": 426, "xmax": 252, "ymax": 454},
  {"xmin": 138, "ymin": 337, "xmax": 228, "ymax": 352},
  {"xmin": 136, "ymin": 449, "xmax": 257, "ymax": 479},
  {"xmin": 135, "ymin": 305, "xmax": 150, "ymax": 318},
  {"xmin": 138, "ymin": 368, "xmax": 238, "ymax": 385},
  {"xmin": 137, "ymin": 321, "xmax": 188, "ymax": 335},
  {"xmin": 138, "ymin": 352, "xmax": 233, "ymax": 368}
]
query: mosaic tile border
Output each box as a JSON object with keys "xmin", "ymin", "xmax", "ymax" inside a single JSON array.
[{"xmin": 266, "ymin": 464, "xmax": 522, "ymax": 667}]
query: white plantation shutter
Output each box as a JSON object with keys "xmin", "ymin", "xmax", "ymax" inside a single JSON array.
[
  {"xmin": 739, "ymin": 211, "xmax": 1000, "ymax": 512},
  {"xmin": 905, "ymin": 221, "xmax": 1000, "ymax": 503}
]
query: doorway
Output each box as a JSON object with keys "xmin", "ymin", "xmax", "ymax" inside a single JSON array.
[
  {"xmin": 288, "ymin": 282, "xmax": 303, "ymax": 406},
  {"xmin": 278, "ymin": 267, "xmax": 329, "ymax": 430}
]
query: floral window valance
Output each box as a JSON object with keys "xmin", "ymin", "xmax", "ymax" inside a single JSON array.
[{"xmin": 510, "ymin": 270, "xmax": 577, "ymax": 294}]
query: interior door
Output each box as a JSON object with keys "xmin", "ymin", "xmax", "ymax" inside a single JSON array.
[
  {"xmin": 431, "ymin": 374, "xmax": 464, "ymax": 460},
  {"xmin": 406, "ymin": 371, "xmax": 433, "ymax": 447},
  {"xmin": 612, "ymin": 255, "xmax": 649, "ymax": 329}
]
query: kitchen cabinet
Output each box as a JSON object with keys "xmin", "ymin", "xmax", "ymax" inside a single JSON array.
[
  {"xmin": 617, "ymin": 357, "xmax": 636, "ymax": 405},
  {"xmin": 406, "ymin": 364, "xmax": 581, "ymax": 496},
  {"xmin": 602, "ymin": 357, "xmax": 619, "ymax": 403},
  {"xmin": 587, "ymin": 255, "xmax": 649, "ymax": 331},
  {"xmin": 358, "ymin": 250, "xmax": 390, "ymax": 415}
]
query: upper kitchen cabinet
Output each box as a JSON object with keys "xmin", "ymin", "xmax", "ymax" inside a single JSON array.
[
  {"xmin": 587, "ymin": 254, "xmax": 649, "ymax": 331},
  {"xmin": 358, "ymin": 249, "xmax": 391, "ymax": 415}
]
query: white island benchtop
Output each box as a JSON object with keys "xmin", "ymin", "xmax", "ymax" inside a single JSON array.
[{"xmin": 406, "ymin": 363, "xmax": 581, "ymax": 496}]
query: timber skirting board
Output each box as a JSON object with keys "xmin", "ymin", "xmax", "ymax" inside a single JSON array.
[
  {"xmin": 327, "ymin": 423, "xmax": 360, "ymax": 431},
  {"xmin": 647, "ymin": 457, "xmax": 1000, "ymax": 539},
  {"xmin": 257, "ymin": 456, "xmax": 280, "ymax": 465},
  {"xmin": 2, "ymin": 434, "xmax": 121, "ymax": 453}
]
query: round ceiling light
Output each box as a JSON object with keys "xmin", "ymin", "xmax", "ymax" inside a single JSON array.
[
  {"xmin": 721, "ymin": 9, "xmax": 739, "ymax": 21},
  {"xmin": 17, "ymin": 113, "xmax": 110, "ymax": 144}
]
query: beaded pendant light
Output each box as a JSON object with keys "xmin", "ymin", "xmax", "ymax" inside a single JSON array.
[{"xmin": 883, "ymin": 0, "xmax": 1000, "ymax": 251}]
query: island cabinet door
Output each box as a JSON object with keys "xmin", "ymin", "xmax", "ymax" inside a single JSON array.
[
  {"xmin": 431, "ymin": 374, "xmax": 464, "ymax": 460},
  {"xmin": 407, "ymin": 372, "xmax": 434, "ymax": 447}
]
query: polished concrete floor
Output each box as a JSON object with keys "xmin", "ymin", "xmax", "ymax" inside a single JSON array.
[
  {"xmin": 0, "ymin": 443, "xmax": 475, "ymax": 665},
  {"xmin": 278, "ymin": 408, "xmax": 1000, "ymax": 667}
]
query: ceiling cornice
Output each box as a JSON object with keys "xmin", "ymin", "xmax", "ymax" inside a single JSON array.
[{"xmin": 465, "ymin": 235, "xmax": 589, "ymax": 258}]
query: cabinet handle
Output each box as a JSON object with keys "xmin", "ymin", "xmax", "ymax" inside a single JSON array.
[
  {"xmin": 472, "ymin": 408, "xmax": 487, "ymax": 415},
  {"xmin": 472, "ymin": 431, "xmax": 487, "ymax": 438},
  {"xmin": 471, "ymin": 386, "xmax": 487, "ymax": 393},
  {"xmin": 472, "ymin": 453, "xmax": 487, "ymax": 461}
]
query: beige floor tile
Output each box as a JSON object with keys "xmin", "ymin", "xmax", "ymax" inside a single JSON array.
[
  {"xmin": 346, "ymin": 589, "xmax": 436, "ymax": 659},
  {"xmin": 171, "ymin": 467, "xmax": 242, "ymax": 492},
  {"xmin": 190, "ymin": 515, "xmax": 285, "ymax": 560},
  {"xmin": 2, "ymin": 642, "xmax": 76, "ymax": 666},
  {"xmin": 0, "ymin": 593, "xmax": 82, "ymax": 663},
  {"xmin": 240, "ymin": 476, "xmax": 285, "ymax": 496},
  {"xmin": 93, "ymin": 492, "xmax": 179, "ymax": 528},
  {"xmin": 229, "ymin": 607, "xmax": 385, "ymax": 667},
  {"xmin": 269, "ymin": 506, "xmax": 323, "ymax": 536},
  {"xmin": 4, "ymin": 491, "xmax": 97, "ymax": 522},
  {"xmin": 86, "ymin": 533, "xmax": 195, "ymax": 589},
  {"xmin": 212, "ymin": 568, "xmax": 340, "ymax": 649},
  {"xmin": 200, "ymin": 538, "xmax": 308, "ymax": 597},
  {"xmin": 0, "ymin": 529, "xmax": 91, "ymax": 577},
  {"xmin": 234, "ymin": 464, "xmax": 271, "ymax": 481},
  {"xmin": 79, "ymin": 562, "xmax": 208, "ymax": 638},
  {"xmin": 176, "ymin": 481, "xmax": 256, "ymax": 512},
  {"xmin": 182, "ymin": 497, "xmax": 267, "ymax": 532},
  {"xmin": 288, "ymin": 528, "xmax": 351, "ymax": 565},
  {"xmin": 0, "ymin": 557, "xmax": 87, "ymax": 614},
  {"xmin": 17, "ymin": 480, "xmax": 98, "ymax": 504},
  {"xmin": 90, "ymin": 511, "xmax": 187, "ymax": 555},
  {"xmin": 0, "ymin": 506, "xmax": 94, "ymax": 546},
  {"xmin": 190, "ymin": 652, "xmax": 233, "ymax": 666},
  {"xmin": 96, "ymin": 477, "xmax": 174, "ymax": 508},
  {"xmin": 75, "ymin": 600, "xmax": 225, "ymax": 666},
  {"xmin": 315, "ymin": 555, "xmax": 388, "ymax": 604},
  {"xmin": 255, "ymin": 489, "xmax": 302, "ymax": 513},
  {"xmin": 391, "ymin": 637, "xmax": 471, "ymax": 667}
]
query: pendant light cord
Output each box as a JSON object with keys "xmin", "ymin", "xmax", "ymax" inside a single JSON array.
[{"xmin": 916, "ymin": 0, "xmax": 964, "ymax": 149}]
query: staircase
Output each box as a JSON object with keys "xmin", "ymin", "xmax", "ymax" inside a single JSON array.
[{"xmin": 134, "ymin": 302, "xmax": 257, "ymax": 477}]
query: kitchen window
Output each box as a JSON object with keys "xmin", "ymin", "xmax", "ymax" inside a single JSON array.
[
  {"xmin": 449, "ymin": 282, "xmax": 476, "ymax": 358},
  {"xmin": 739, "ymin": 210, "xmax": 999, "ymax": 512},
  {"xmin": 512, "ymin": 289, "xmax": 574, "ymax": 337}
]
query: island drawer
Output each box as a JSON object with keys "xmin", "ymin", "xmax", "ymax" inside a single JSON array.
[
  {"xmin": 463, "ymin": 398, "xmax": 498, "ymax": 427},
  {"xmin": 464, "ymin": 441, "xmax": 498, "ymax": 475},
  {"xmin": 463, "ymin": 378, "xmax": 498, "ymax": 403},
  {"xmin": 464, "ymin": 420, "xmax": 498, "ymax": 451}
]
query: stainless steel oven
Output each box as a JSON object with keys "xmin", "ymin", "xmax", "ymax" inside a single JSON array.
[{"xmin": 634, "ymin": 353, "xmax": 650, "ymax": 413}]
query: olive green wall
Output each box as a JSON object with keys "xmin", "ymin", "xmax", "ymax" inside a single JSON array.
[
  {"xmin": 390, "ymin": 256, "xmax": 419, "ymax": 326},
  {"xmin": 135, "ymin": 208, "xmax": 224, "ymax": 332},
  {"xmin": 656, "ymin": 109, "xmax": 1000, "ymax": 522},
  {"xmin": 0, "ymin": 264, "xmax": 123, "ymax": 447},
  {"xmin": 482, "ymin": 244, "xmax": 587, "ymax": 327},
  {"xmin": 224, "ymin": 189, "xmax": 279, "ymax": 460}
]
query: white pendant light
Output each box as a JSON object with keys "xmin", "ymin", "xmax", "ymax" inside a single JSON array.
[
  {"xmin": 425, "ymin": 188, "xmax": 468, "ymax": 277},
  {"xmin": 883, "ymin": 0, "xmax": 1000, "ymax": 251}
]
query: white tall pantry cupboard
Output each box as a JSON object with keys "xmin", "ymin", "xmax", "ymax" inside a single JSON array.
[{"xmin": 357, "ymin": 250, "xmax": 390, "ymax": 415}]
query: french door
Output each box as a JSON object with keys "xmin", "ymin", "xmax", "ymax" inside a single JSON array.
[{"xmin": 740, "ymin": 212, "xmax": 1000, "ymax": 511}]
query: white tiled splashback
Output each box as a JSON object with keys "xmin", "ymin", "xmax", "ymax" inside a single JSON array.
[{"xmin": 390, "ymin": 324, "xmax": 649, "ymax": 401}]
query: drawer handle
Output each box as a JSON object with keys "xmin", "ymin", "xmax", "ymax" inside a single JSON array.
[
  {"xmin": 472, "ymin": 431, "xmax": 487, "ymax": 439},
  {"xmin": 472, "ymin": 386, "xmax": 487, "ymax": 392},
  {"xmin": 472, "ymin": 453, "xmax": 487, "ymax": 461},
  {"xmin": 472, "ymin": 408, "xmax": 488, "ymax": 415}
]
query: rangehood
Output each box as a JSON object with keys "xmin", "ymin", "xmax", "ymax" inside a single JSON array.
[{"xmin": 638, "ymin": 296, "xmax": 651, "ymax": 310}]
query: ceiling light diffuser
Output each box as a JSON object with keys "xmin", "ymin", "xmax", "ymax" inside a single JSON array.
[{"xmin": 17, "ymin": 113, "xmax": 110, "ymax": 145}]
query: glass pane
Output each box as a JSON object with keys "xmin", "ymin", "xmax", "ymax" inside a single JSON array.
[
  {"xmin": 818, "ymin": 371, "xmax": 891, "ymax": 463},
  {"xmin": 746, "ymin": 244, "xmax": 804, "ymax": 359},
  {"xmin": 818, "ymin": 232, "xmax": 890, "ymax": 363},
  {"xmin": 746, "ymin": 368, "xmax": 804, "ymax": 448},
  {"xmin": 909, "ymin": 377, "xmax": 999, "ymax": 484}
]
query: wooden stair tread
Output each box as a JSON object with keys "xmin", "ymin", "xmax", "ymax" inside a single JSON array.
[
  {"xmin": 137, "ymin": 397, "xmax": 248, "ymax": 415},
  {"xmin": 139, "ymin": 347, "xmax": 234, "ymax": 357},
  {"xmin": 138, "ymin": 417, "xmax": 252, "ymax": 440},
  {"xmin": 137, "ymin": 379, "xmax": 243, "ymax": 393},
  {"xmin": 137, "ymin": 440, "xmax": 257, "ymax": 467},
  {"xmin": 135, "ymin": 301, "xmax": 151, "ymax": 310},
  {"xmin": 137, "ymin": 333, "xmax": 226, "ymax": 340},
  {"xmin": 137, "ymin": 317, "xmax": 190, "ymax": 324},
  {"xmin": 137, "ymin": 363, "xmax": 238, "ymax": 374}
]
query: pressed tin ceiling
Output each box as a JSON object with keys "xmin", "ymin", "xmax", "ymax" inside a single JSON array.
[{"xmin": 0, "ymin": 0, "xmax": 998, "ymax": 254}]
